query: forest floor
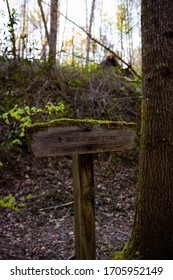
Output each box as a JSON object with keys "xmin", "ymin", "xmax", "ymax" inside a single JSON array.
[{"xmin": 0, "ymin": 152, "xmax": 138, "ymax": 260}]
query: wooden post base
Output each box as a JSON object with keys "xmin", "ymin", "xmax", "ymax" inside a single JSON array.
[{"xmin": 72, "ymin": 154, "xmax": 95, "ymax": 260}]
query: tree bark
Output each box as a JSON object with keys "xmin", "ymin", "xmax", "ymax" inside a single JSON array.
[
  {"xmin": 86, "ymin": 0, "xmax": 96, "ymax": 64},
  {"xmin": 49, "ymin": 0, "xmax": 59, "ymax": 61},
  {"xmin": 115, "ymin": 0, "xmax": 173, "ymax": 260},
  {"xmin": 72, "ymin": 154, "xmax": 95, "ymax": 260}
]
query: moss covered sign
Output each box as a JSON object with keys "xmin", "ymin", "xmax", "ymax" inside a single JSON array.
[{"xmin": 27, "ymin": 118, "xmax": 135, "ymax": 156}]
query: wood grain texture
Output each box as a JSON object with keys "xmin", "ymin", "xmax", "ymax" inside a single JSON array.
[
  {"xmin": 73, "ymin": 154, "xmax": 95, "ymax": 260},
  {"xmin": 27, "ymin": 119, "xmax": 136, "ymax": 157}
]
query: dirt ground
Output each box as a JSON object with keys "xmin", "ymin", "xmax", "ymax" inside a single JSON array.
[{"xmin": 0, "ymin": 153, "xmax": 138, "ymax": 260}]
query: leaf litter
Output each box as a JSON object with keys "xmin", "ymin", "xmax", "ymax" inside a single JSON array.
[{"xmin": 0, "ymin": 153, "xmax": 138, "ymax": 260}]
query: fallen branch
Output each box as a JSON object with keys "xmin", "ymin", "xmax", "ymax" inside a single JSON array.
[
  {"xmin": 61, "ymin": 13, "xmax": 141, "ymax": 78},
  {"xmin": 38, "ymin": 201, "xmax": 74, "ymax": 212},
  {"xmin": 41, "ymin": 0, "xmax": 141, "ymax": 79}
]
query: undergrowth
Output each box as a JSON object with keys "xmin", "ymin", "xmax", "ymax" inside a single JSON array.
[{"xmin": 0, "ymin": 57, "xmax": 141, "ymax": 166}]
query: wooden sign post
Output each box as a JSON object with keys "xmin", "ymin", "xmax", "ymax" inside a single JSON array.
[{"xmin": 26, "ymin": 118, "xmax": 135, "ymax": 260}]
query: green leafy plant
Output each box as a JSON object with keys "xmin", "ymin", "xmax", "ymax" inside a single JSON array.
[
  {"xmin": 0, "ymin": 102, "xmax": 65, "ymax": 164},
  {"xmin": 0, "ymin": 195, "xmax": 24, "ymax": 212},
  {"xmin": 26, "ymin": 194, "xmax": 33, "ymax": 200},
  {"xmin": 1, "ymin": 102, "xmax": 65, "ymax": 144}
]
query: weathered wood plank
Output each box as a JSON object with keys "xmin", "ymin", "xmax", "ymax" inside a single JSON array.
[
  {"xmin": 72, "ymin": 154, "xmax": 95, "ymax": 260},
  {"xmin": 26, "ymin": 119, "xmax": 135, "ymax": 157}
]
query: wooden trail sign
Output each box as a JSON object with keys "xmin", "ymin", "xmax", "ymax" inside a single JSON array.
[{"xmin": 27, "ymin": 118, "xmax": 135, "ymax": 260}]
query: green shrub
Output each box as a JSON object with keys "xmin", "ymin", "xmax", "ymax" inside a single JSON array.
[{"xmin": 1, "ymin": 102, "xmax": 65, "ymax": 151}]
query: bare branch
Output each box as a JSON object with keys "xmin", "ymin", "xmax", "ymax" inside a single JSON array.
[
  {"xmin": 38, "ymin": 0, "xmax": 50, "ymax": 45},
  {"xmin": 41, "ymin": 0, "xmax": 141, "ymax": 78},
  {"xmin": 58, "ymin": 7, "xmax": 141, "ymax": 78}
]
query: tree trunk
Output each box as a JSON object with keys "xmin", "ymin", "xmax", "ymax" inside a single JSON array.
[
  {"xmin": 21, "ymin": 0, "xmax": 27, "ymax": 58},
  {"xmin": 38, "ymin": 0, "xmax": 63, "ymax": 88},
  {"xmin": 6, "ymin": 0, "xmax": 16, "ymax": 59},
  {"xmin": 38, "ymin": 0, "xmax": 50, "ymax": 47},
  {"xmin": 115, "ymin": 0, "xmax": 173, "ymax": 260},
  {"xmin": 86, "ymin": 0, "xmax": 96, "ymax": 65},
  {"xmin": 49, "ymin": 0, "xmax": 59, "ymax": 61}
]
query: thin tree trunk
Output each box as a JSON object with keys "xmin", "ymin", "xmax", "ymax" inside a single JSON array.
[
  {"xmin": 38, "ymin": 0, "xmax": 50, "ymax": 47},
  {"xmin": 49, "ymin": 0, "xmax": 59, "ymax": 61},
  {"xmin": 21, "ymin": 0, "xmax": 27, "ymax": 58},
  {"xmin": 86, "ymin": 0, "xmax": 96, "ymax": 65},
  {"xmin": 60, "ymin": 0, "xmax": 68, "ymax": 61},
  {"xmin": 125, "ymin": 0, "xmax": 132, "ymax": 64},
  {"xmin": 85, "ymin": 0, "xmax": 89, "ymax": 32},
  {"xmin": 5, "ymin": 0, "xmax": 16, "ymax": 59}
]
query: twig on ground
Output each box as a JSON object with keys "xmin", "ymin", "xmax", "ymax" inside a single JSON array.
[{"xmin": 38, "ymin": 201, "xmax": 73, "ymax": 212}]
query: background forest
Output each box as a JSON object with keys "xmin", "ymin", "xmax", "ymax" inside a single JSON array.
[{"xmin": 0, "ymin": 0, "xmax": 141, "ymax": 259}]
